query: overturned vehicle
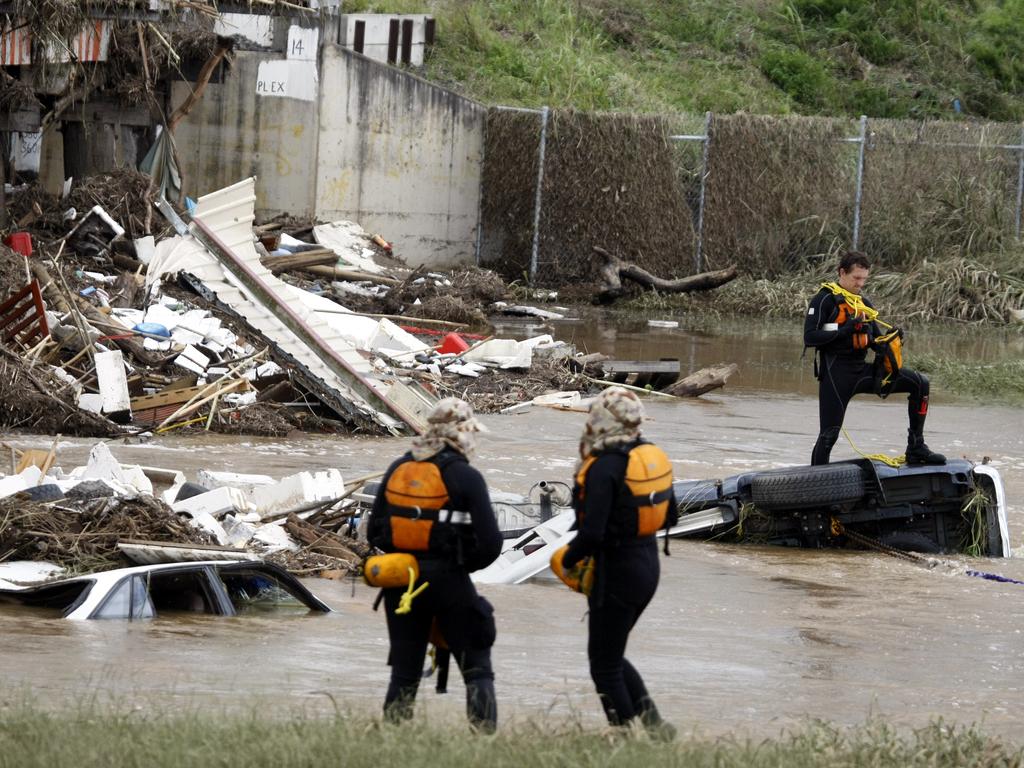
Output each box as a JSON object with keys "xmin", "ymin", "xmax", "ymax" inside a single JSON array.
[{"xmin": 672, "ymin": 459, "xmax": 1010, "ymax": 557}]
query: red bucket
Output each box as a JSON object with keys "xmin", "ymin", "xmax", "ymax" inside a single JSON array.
[
  {"xmin": 437, "ymin": 332, "xmax": 469, "ymax": 355},
  {"xmin": 3, "ymin": 232, "xmax": 33, "ymax": 257}
]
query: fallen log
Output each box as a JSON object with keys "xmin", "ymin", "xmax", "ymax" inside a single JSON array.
[
  {"xmin": 592, "ymin": 246, "xmax": 738, "ymax": 304},
  {"xmin": 301, "ymin": 265, "xmax": 400, "ymax": 285},
  {"xmin": 661, "ymin": 363, "xmax": 739, "ymax": 397},
  {"xmin": 260, "ymin": 250, "xmax": 339, "ymax": 275}
]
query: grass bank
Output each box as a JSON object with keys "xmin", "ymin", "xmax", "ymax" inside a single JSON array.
[
  {"xmin": 0, "ymin": 706, "xmax": 1021, "ymax": 768},
  {"xmin": 613, "ymin": 248, "xmax": 1024, "ymax": 326},
  {"xmin": 911, "ymin": 354, "xmax": 1024, "ymax": 403},
  {"xmin": 345, "ymin": 0, "xmax": 1024, "ymax": 120}
]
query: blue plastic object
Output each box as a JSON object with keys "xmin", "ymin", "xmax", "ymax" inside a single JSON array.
[{"xmin": 133, "ymin": 322, "xmax": 171, "ymax": 338}]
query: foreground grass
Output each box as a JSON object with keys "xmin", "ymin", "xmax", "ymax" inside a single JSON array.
[
  {"xmin": 345, "ymin": 0, "xmax": 1024, "ymax": 120},
  {"xmin": 0, "ymin": 707, "xmax": 1021, "ymax": 768}
]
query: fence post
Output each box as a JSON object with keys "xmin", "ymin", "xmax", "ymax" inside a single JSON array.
[
  {"xmin": 529, "ymin": 106, "xmax": 550, "ymax": 283},
  {"xmin": 851, "ymin": 114, "xmax": 868, "ymax": 250},
  {"xmin": 694, "ymin": 111, "xmax": 712, "ymax": 273},
  {"xmin": 1015, "ymin": 124, "xmax": 1024, "ymax": 241}
]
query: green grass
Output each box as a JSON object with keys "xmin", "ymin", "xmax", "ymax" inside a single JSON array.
[
  {"xmin": 344, "ymin": 0, "xmax": 1024, "ymax": 120},
  {"xmin": 0, "ymin": 704, "xmax": 1021, "ymax": 768},
  {"xmin": 910, "ymin": 353, "xmax": 1024, "ymax": 403}
]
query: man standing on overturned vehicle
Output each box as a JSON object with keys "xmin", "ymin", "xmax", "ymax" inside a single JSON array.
[{"xmin": 804, "ymin": 250, "xmax": 946, "ymax": 467}]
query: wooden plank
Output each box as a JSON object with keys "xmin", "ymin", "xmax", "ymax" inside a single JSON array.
[
  {"xmin": 130, "ymin": 385, "xmax": 206, "ymax": 411},
  {"xmin": 602, "ymin": 359, "xmax": 680, "ymax": 374}
]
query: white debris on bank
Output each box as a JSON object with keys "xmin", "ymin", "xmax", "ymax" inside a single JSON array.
[{"xmin": 0, "ymin": 441, "xmax": 357, "ymax": 559}]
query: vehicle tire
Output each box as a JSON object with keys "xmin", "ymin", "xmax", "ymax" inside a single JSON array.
[
  {"xmin": 878, "ymin": 531, "xmax": 941, "ymax": 554},
  {"xmin": 751, "ymin": 464, "xmax": 865, "ymax": 510}
]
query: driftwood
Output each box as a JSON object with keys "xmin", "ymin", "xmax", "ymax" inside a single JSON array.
[
  {"xmin": 260, "ymin": 250, "xmax": 339, "ymax": 274},
  {"xmin": 301, "ymin": 264, "xmax": 400, "ymax": 285},
  {"xmin": 661, "ymin": 363, "xmax": 739, "ymax": 397},
  {"xmin": 592, "ymin": 246, "xmax": 738, "ymax": 304},
  {"xmin": 285, "ymin": 512, "xmax": 360, "ymax": 565}
]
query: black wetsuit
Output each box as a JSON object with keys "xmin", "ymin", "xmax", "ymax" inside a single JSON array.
[
  {"xmin": 368, "ymin": 449, "xmax": 502, "ymax": 731},
  {"xmin": 562, "ymin": 442, "xmax": 678, "ymax": 727},
  {"xmin": 804, "ymin": 287, "xmax": 930, "ymax": 465}
]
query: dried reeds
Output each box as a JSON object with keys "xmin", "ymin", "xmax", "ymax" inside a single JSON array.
[
  {"xmin": 0, "ymin": 493, "xmax": 213, "ymax": 574},
  {"xmin": 703, "ymin": 113, "xmax": 857, "ymax": 277},
  {"xmin": 0, "ymin": 344, "xmax": 119, "ymax": 438}
]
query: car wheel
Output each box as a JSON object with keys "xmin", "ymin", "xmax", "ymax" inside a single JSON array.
[
  {"xmin": 878, "ymin": 531, "xmax": 941, "ymax": 554},
  {"xmin": 751, "ymin": 464, "xmax": 865, "ymax": 510}
]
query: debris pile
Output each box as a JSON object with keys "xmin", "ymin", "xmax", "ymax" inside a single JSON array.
[
  {"xmin": 0, "ymin": 173, "xmax": 617, "ymax": 438},
  {"xmin": 0, "ymin": 441, "xmax": 373, "ymax": 578}
]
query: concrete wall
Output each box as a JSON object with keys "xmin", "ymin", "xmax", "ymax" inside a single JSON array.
[
  {"xmin": 175, "ymin": 41, "xmax": 484, "ymax": 267},
  {"xmin": 173, "ymin": 50, "xmax": 320, "ymax": 218},
  {"xmin": 315, "ymin": 45, "xmax": 485, "ymax": 266}
]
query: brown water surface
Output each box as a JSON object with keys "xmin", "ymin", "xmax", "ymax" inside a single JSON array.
[{"xmin": 2, "ymin": 314, "xmax": 1023, "ymax": 737}]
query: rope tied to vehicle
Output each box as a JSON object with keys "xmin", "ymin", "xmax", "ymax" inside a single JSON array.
[
  {"xmin": 831, "ymin": 517, "xmax": 1024, "ymax": 584},
  {"xmin": 841, "ymin": 428, "xmax": 905, "ymax": 468}
]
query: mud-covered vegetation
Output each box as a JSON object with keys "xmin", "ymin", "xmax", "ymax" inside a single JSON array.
[{"xmin": 348, "ymin": 0, "xmax": 1024, "ymax": 121}]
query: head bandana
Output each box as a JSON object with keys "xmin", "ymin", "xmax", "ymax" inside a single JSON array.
[
  {"xmin": 578, "ymin": 387, "xmax": 645, "ymax": 462},
  {"xmin": 410, "ymin": 397, "xmax": 484, "ymax": 461}
]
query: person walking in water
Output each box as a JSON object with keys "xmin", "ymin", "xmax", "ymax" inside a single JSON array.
[
  {"xmin": 368, "ymin": 398, "xmax": 502, "ymax": 732},
  {"xmin": 556, "ymin": 387, "xmax": 678, "ymax": 737},
  {"xmin": 804, "ymin": 250, "xmax": 945, "ymax": 466}
]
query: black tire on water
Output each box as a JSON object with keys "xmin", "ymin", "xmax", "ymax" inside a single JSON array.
[{"xmin": 750, "ymin": 464, "xmax": 865, "ymax": 510}]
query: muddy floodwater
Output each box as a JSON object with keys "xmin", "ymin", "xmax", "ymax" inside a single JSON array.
[{"xmin": 3, "ymin": 312, "xmax": 1023, "ymax": 738}]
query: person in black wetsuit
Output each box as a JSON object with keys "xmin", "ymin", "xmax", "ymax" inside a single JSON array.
[
  {"xmin": 804, "ymin": 250, "xmax": 945, "ymax": 466},
  {"xmin": 368, "ymin": 398, "xmax": 502, "ymax": 732},
  {"xmin": 561, "ymin": 387, "xmax": 678, "ymax": 737}
]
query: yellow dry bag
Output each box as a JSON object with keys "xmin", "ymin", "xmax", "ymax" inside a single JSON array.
[
  {"xmin": 363, "ymin": 552, "xmax": 420, "ymax": 589},
  {"xmin": 550, "ymin": 544, "xmax": 595, "ymax": 596}
]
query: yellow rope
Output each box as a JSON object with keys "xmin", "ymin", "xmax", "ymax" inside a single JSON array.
[
  {"xmin": 841, "ymin": 428, "xmax": 905, "ymax": 468},
  {"xmin": 821, "ymin": 282, "xmax": 892, "ymax": 330},
  {"xmin": 395, "ymin": 567, "xmax": 428, "ymax": 615}
]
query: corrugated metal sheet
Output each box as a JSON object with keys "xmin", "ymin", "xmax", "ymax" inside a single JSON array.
[{"xmin": 151, "ymin": 177, "xmax": 428, "ymax": 434}]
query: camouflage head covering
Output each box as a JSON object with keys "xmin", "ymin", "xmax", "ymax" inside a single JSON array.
[
  {"xmin": 578, "ymin": 387, "xmax": 645, "ymax": 461},
  {"xmin": 411, "ymin": 397, "xmax": 485, "ymax": 461}
]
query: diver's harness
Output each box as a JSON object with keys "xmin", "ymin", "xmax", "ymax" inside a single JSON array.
[
  {"xmin": 816, "ymin": 282, "xmax": 904, "ymax": 396},
  {"xmin": 364, "ymin": 454, "xmax": 474, "ymax": 613},
  {"xmin": 552, "ymin": 441, "xmax": 675, "ymax": 597}
]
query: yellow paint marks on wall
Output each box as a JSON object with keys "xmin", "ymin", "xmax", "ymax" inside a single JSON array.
[
  {"xmin": 323, "ymin": 171, "xmax": 353, "ymax": 208},
  {"xmin": 292, "ymin": 124, "xmax": 304, "ymax": 138}
]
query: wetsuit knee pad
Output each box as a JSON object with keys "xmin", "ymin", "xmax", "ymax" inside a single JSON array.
[{"xmin": 817, "ymin": 426, "xmax": 841, "ymax": 449}]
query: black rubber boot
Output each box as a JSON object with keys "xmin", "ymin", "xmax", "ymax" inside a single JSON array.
[
  {"xmin": 905, "ymin": 430, "xmax": 946, "ymax": 466},
  {"xmin": 465, "ymin": 678, "xmax": 497, "ymax": 733},
  {"xmin": 637, "ymin": 698, "xmax": 677, "ymax": 741}
]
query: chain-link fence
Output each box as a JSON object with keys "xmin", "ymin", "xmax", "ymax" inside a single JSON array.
[{"xmin": 478, "ymin": 109, "xmax": 1024, "ymax": 286}]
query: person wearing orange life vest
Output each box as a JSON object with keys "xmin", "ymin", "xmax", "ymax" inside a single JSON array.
[
  {"xmin": 367, "ymin": 398, "xmax": 502, "ymax": 732},
  {"xmin": 804, "ymin": 250, "xmax": 945, "ymax": 466},
  {"xmin": 561, "ymin": 387, "xmax": 679, "ymax": 737}
]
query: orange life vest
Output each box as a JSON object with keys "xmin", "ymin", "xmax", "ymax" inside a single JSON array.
[
  {"xmin": 835, "ymin": 300, "xmax": 870, "ymax": 351},
  {"xmin": 575, "ymin": 441, "xmax": 674, "ymax": 538},
  {"xmin": 381, "ymin": 455, "xmax": 471, "ymax": 554}
]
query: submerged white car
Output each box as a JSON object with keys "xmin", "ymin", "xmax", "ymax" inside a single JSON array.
[{"xmin": 0, "ymin": 560, "xmax": 332, "ymax": 620}]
